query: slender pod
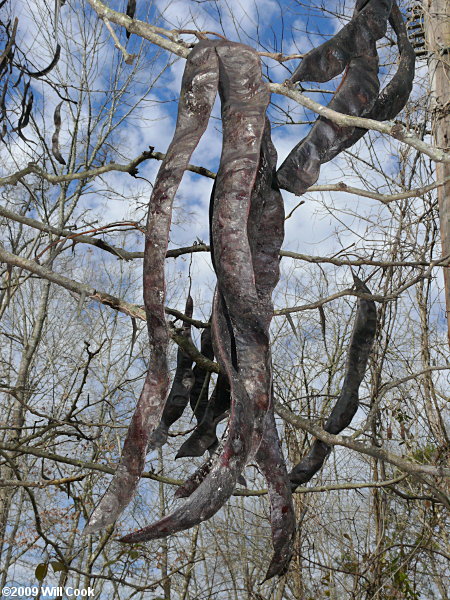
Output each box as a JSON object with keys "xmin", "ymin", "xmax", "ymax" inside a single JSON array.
[
  {"xmin": 176, "ymin": 373, "xmax": 230, "ymax": 458},
  {"xmin": 290, "ymin": 275, "xmax": 377, "ymax": 488},
  {"xmin": 188, "ymin": 325, "xmax": 215, "ymax": 424},
  {"xmin": 16, "ymin": 89, "xmax": 33, "ymax": 132},
  {"xmin": 126, "ymin": 0, "xmax": 136, "ymax": 39},
  {"xmin": 0, "ymin": 80, "xmax": 8, "ymax": 139},
  {"xmin": 336, "ymin": 1, "xmax": 416, "ymax": 151},
  {"xmin": 120, "ymin": 39, "xmax": 271, "ymax": 544},
  {"xmin": 247, "ymin": 119, "xmax": 285, "ymax": 310},
  {"xmin": 27, "ymin": 44, "xmax": 61, "ymax": 78},
  {"xmin": 374, "ymin": 3, "xmax": 415, "ymax": 120},
  {"xmin": 85, "ymin": 40, "xmax": 220, "ymax": 534},
  {"xmin": 147, "ymin": 296, "xmax": 195, "ymax": 451},
  {"xmin": 256, "ymin": 408, "xmax": 296, "ymax": 580},
  {"xmin": 277, "ymin": 0, "xmax": 394, "ymax": 195},
  {"xmin": 289, "ymin": 0, "xmax": 392, "ymax": 83},
  {"xmin": 51, "ymin": 101, "xmax": 66, "ymax": 165}
]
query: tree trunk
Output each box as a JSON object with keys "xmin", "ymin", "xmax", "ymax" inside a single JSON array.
[
  {"xmin": 0, "ymin": 280, "xmax": 50, "ymax": 561},
  {"xmin": 424, "ymin": 0, "xmax": 450, "ymax": 345}
]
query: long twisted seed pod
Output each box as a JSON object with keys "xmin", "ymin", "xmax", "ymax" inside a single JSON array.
[
  {"xmin": 28, "ymin": 44, "xmax": 61, "ymax": 78},
  {"xmin": 290, "ymin": 275, "xmax": 377, "ymax": 488},
  {"xmin": 277, "ymin": 0, "xmax": 394, "ymax": 195},
  {"xmin": 176, "ymin": 373, "xmax": 230, "ymax": 458},
  {"xmin": 289, "ymin": 0, "xmax": 392, "ymax": 83},
  {"xmin": 248, "ymin": 120, "xmax": 295, "ymax": 579},
  {"xmin": 189, "ymin": 325, "xmax": 215, "ymax": 424},
  {"xmin": 51, "ymin": 101, "xmax": 66, "ymax": 165},
  {"xmin": 119, "ymin": 39, "xmax": 271, "ymax": 543},
  {"xmin": 147, "ymin": 296, "xmax": 195, "ymax": 451},
  {"xmin": 85, "ymin": 40, "xmax": 219, "ymax": 534},
  {"xmin": 336, "ymin": 1, "xmax": 415, "ymax": 152},
  {"xmin": 256, "ymin": 407, "xmax": 296, "ymax": 580}
]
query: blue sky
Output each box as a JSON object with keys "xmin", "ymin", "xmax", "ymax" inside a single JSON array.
[{"xmin": 3, "ymin": 0, "xmax": 443, "ymax": 332}]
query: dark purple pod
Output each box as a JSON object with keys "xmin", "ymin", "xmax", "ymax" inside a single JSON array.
[
  {"xmin": 256, "ymin": 408, "xmax": 296, "ymax": 580},
  {"xmin": 125, "ymin": 0, "xmax": 136, "ymax": 39},
  {"xmin": 371, "ymin": 2, "xmax": 416, "ymax": 120},
  {"xmin": 247, "ymin": 119, "xmax": 295, "ymax": 579},
  {"xmin": 278, "ymin": 58, "xmax": 380, "ymax": 195},
  {"xmin": 176, "ymin": 374, "xmax": 230, "ymax": 458},
  {"xmin": 290, "ymin": 275, "xmax": 377, "ymax": 489},
  {"xmin": 28, "ymin": 44, "xmax": 61, "ymax": 78},
  {"xmin": 322, "ymin": 1, "xmax": 416, "ymax": 154},
  {"xmin": 189, "ymin": 325, "xmax": 214, "ymax": 424},
  {"xmin": 277, "ymin": 0, "xmax": 401, "ymax": 196},
  {"xmin": 148, "ymin": 296, "xmax": 195, "ymax": 451},
  {"xmin": 84, "ymin": 40, "xmax": 220, "ymax": 535},
  {"xmin": 290, "ymin": 0, "xmax": 393, "ymax": 83},
  {"xmin": 247, "ymin": 118, "xmax": 285, "ymax": 308},
  {"xmin": 52, "ymin": 101, "xmax": 66, "ymax": 165}
]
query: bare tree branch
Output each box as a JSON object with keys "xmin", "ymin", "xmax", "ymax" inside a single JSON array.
[
  {"xmin": 0, "ymin": 475, "xmax": 85, "ymax": 488},
  {"xmin": 275, "ymin": 402, "xmax": 450, "ymax": 481},
  {"xmin": 85, "ymin": 0, "xmax": 450, "ymax": 164}
]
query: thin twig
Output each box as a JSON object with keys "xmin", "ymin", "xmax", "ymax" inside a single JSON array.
[
  {"xmin": 0, "ymin": 474, "xmax": 86, "ymax": 488},
  {"xmin": 102, "ymin": 17, "xmax": 137, "ymax": 65},
  {"xmin": 85, "ymin": 0, "xmax": 450, "ymax": 163}
]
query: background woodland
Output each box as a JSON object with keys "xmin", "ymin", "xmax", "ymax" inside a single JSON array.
[{"xmin": 0, "ymin": 0, "xmax": 449, "ymax": 598}]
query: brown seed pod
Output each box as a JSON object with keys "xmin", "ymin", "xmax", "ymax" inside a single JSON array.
[
  {"xmin": 147, "ymin": 296, "xmax": 195, "ymax": 451},
  {"xmin": 51, "ymin": 101, "xmax": 66, "ymax": 165},
  {"xmin": 28, "ymin": 44, "xmax": 61, "ymax": 78},
  {"xmin": 84, "ymin": 40, "xmax": 219, "ymax": 535},
  {"xmin": 276, "ymin": 0, "xmax": 406, "ymax": 196},
  {"xmin": 176, "ymin": 373, "xmax": 230, "ymax": 459},
  {"xmin": 126, "ymin": 0, "xmax": 136, "ymax": 39},
  {"xmin": 290, "ymin": 275, "xmax": 377, "ymax": 489}
]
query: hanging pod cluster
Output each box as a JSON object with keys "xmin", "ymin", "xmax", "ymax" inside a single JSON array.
[
  {"xmin": 0, "ymin": 3, "xmax": 70, "ymax": 159},
  {"xmin": 85, "ymin": 0, "xmax": 414, "ymax": 579}
]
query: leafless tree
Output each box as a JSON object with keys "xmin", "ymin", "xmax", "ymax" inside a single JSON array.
[{"xmin": 0, "ymin": 0, "xmax": 449, "ymax": 598}]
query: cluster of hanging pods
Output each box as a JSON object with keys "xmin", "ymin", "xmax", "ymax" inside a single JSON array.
[{"xmin": 84, "ymin": 0, "xmax": 414, "ymax": 579}]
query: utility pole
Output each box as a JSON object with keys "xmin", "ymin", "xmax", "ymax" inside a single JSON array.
[{"xmin": 423, "ymin": 0, "xmax": 450, "ymax": 346}]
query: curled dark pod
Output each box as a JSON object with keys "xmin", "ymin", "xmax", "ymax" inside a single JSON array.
[
  {"xmin": 28, "ymin": 44, "xmax": 61, "ymax": 78},
  {"xmin": 277, "ymin": 0, "xmax": 414, "ymax": 196},
  {"xmin": 189, "ymin": 326, "xmax": 214, "ymax": 422},
  {"xmin": 290, "ymin": 275, "xmax": 377, "ymax": 489},
  {"xmin": 289, "ymin": 0, "xmax": 393, "ymax": 84},
  {"xmin": 126, "ymin": 0, "xmax": 136, "ymax": 39},
  {"xmin": 147, "ymin": 296, "xmax": 195, "ymax": 452},
  {"xmin": 51, "ymin": 101, "xmax": 66, "ymax": 165},
  {"xmin": 84, "ymin": 40, "xmax": 220, "ymax": 535},
  {"xmin": 337, "ymin": 1, "xmax": 415, "ymax": 151},
  {"xmin": 176, "ymin": 373, "xmax": 230, "ymax": 459}
]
